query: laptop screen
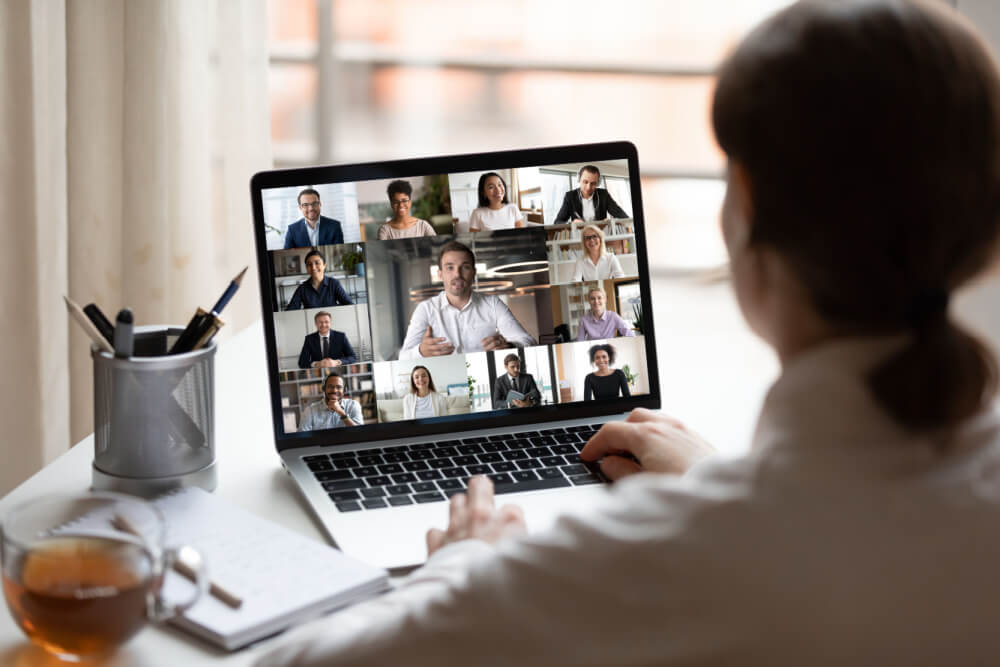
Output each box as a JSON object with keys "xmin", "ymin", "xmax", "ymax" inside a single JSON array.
[{"xmin": 251, "ymin": 143, "xmax": 660, "ymax": 450}]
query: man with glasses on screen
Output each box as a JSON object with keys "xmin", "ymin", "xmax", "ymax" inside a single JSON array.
[
  {"xmin": 284, "ymin": 188, "xmax": 345, "ymax": 249},
  {"xmin": 553, "ymin": 165, "xmax": 629, "ymax": 224},
  {"xmin": 399, "ymin": 241, "xmax": 535, "ymax": 359}
]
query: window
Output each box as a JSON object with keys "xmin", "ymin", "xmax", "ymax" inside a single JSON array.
[{"xmin": 267, "ymin": 0, "xmax": 795, "ymax": 269}]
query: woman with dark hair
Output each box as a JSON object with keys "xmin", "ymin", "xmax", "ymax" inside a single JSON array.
[
  {"xmin": 402, "ymin": 365, "xmax": 447, "ymax": 419},
  {"xmin": 468, "ymin": 172, "xmax": 524, "ymax": 232},
  {"xmin": 377, "ymin": 179, "xmax": 437, "ymax": 240},
  {"xmin": 583, "ymin": 343, "xmax": 630, "ymax": 400},
  {"xmin": 260, "ymin": 3, "xmax": 1000, "ymax": 665},
  {"xmin": 285, "ymin": 247, "xmax": 353, "ymax": 309}
]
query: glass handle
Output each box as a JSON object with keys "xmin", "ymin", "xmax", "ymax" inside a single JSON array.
[{"xmin": 150, "ymin": 544, "xmax": 208, "ymax": 621}]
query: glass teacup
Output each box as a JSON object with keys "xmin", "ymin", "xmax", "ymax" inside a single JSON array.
[{"xmin": 1, "ymin": 492, "xmax": 206, "ymax": 661}]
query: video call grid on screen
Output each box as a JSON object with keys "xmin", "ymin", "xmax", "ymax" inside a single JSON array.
[{"xmin": 252, "ymin": 144, "xmax": 660, "ymax": 447}]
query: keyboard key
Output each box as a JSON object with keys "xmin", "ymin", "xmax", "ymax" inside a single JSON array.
[
  {"xmin": 487, "ymin": 434, "xmax": 509, "ymax": 441},
  {"xmin": 551, "ymin": 444, "xmax": 576, "ymax": 455},
  {"xmin": 354, "ymin": 466, "xmax": 377, "ymax": 478},
  {"xmin": 525, "ymin": 446, "xmax": 551, "ymax": 458},
  {"xmin": 457, "ymin": 444, "xmax": 483, "ymax": 455},
  {"xmin": 477, "ymin": 452, "xmax": 503, "ymax": 463},
  {"xmin": 437, "ymin": 479, "xmax": 463, "ymax": 491},
  {"xmin": 388, "ymin": 495, "xmax": 414, "ymax": 506},
  {"xmin": 540, "ymin": 427, "xmax": 565, "ymax": 435},
  {"xmin": 377, "ymin": 463, "xmax": 404, "ymax": 475},
  {"xmin": 361, "ymin": 487, "xmax": 386, "ymax": 498},
  {"xmin": 313, "ymin": 470, "xmax": 353, "ymax": 482},
  {"xmin": 382, "ymin": 452, "xmax": 409, "ymax": 463},
  {"xmin": 323, "ymin": 479, "xmax": 366, "ymax": 492},
  {"xmin": 555, "ymin": 433, "xmax": 580, "ymax": 444},
  {"xmin": 481, "ymin": 442, "xmax": 506, "ymax": 453},
  {"xmin": 328, "ymin": 490, "xmax": 360, "ymax": 502},
  {"xmin": 409, "ymin": 449, "xmax": 435, "ymax": 460},
  {"xmin": 335, "ymin": 501, "xmax": 362, "ymax": 512},
  {"xmin": 392, "ymin": 473, "xmax": 417, "ymax": 484},
  {"xmin": 462, "ymin": 437, "xmax": 489, "ymax": 444},
  {"xmin": 506, "ymin": 439, "xmax": 532, "ymax": 450},
  {"xmin": 357, "ymin": 454, "xmax": 384, "ymax": 466},
  {"xmin": 428, "ymin": 458, "xmax": 454, "ymax": 469},
  {"xmin": 487, "ymin": 472, "xmax": 513, "ymax": 485},
  {"xmin": 492, "ymin": 461, "xmax": 517, "ymax": 472},
  {"xmin": 414, "ymin": 492, "xmax": 445, "ymax": 504},
  {"xmin": 403, "ymin": 461, "xmax": 429, "ymax": 471},
  {"xmin": 530, "ymin": 436, "xmax": 556, "ymax": 446},
  {"xmin": 386, "ymin": 484, "xmax": 412, "ymax": 496},
  {"xmin": 441, "ymin": 467, "xmax": 466, "ymax": 478},
  {"xmin": 330, "ymin": 451, "xmax": 359, "ymax": 459},
  {"xmin": 436, "ymin": 440, "xmax": 461, "ymax": 447},
  {"xmin": 333, "ymin": 459, "xmax": 360, "ymax": 470},
  {"xmin": 561, "ymin": 464, "xmax": 589, "ymax": 477},
  {"xmin": 494, "ymin": 477, "xmax": 570, "ymax": 495},
  {"xmin": 540, "ymin": 456, "xmax": 564, "ymax": 467},
  {"xmin": 516, "ymin": 459, "xmax": 542, "ymax": 470},
  {"xmin": 431, "ymin": 446, "xmax": 459, "ymax": 458},
  {"xmin": 410, "ymin": 443, "xmax": 435, "ymax": 450},
  {"xmin": 467, "ymin": 464, "xmax": 491, "ymax": 475},
  {"xmin": 307, "ymin": 460, "xmax": 333, "ymax": 471},
  {"xmin": 412, "ymin": 482, "xmax": 437, "ymax": 493},
  {"xmin": 538, "ymin": 467, "xmax": 564, "ymax": 480},
  {"xmin": 367, "ymin": 475, "xmax": 391, "ymax": 487},
  {"xmin": 303, "ymin": 455, "xmax": 328, "ymax": 462},
  {"xmin": 382, "ymin": 445, "xmax": 407, "ymax": 453},
  {"xmin": 563, "ymin": 455, "xmax": 583, "ymax": 466},
  {"xmin": 567, "ymin": 425, "xmax": 593, "ymax": 432},
  {"xmin": 518, "ymin": 431, "xmax": 540, "ymax": 438},
  {"xmin": 362, "ymin": 498, "xmax": 388, "ymax": 510},
  {"xmin": 512, "ymin": 470, "xmax": 539, "ymax": 483},
  {"xmin": 574, "ymin": 442, "xmax": 586, "ymax": 452},
  {"xmin": 452, "ymin": 455, "xmax": 477, "ymax": 466},
  {"xmin": 502, "ymin": 450, "xmax": 528, "ymax": 461},
  {"xmin": 417, "ymin": 470, "xmax": 443, "ymax": 481},
  {"xmin": 569, "ymin": 474, "xmax": 604, "ymax": 486}
]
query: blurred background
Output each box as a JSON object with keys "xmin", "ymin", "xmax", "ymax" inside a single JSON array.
[{"xmin": 266, "ymin": 0, "xmax": 798, "ymax": 271}]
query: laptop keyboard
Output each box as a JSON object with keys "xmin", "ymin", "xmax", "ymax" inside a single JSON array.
[{"xmin": 302, "ymin": 425, "xmax": 607, "ymax": 512}]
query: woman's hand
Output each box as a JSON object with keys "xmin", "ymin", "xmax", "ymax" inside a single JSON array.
[
  {"xmin": 426, "ymin": 476, "xmax": 526, "ymax": 556},
  {"xmin": 580, "ymin": 408, "xmax": 715, "ymax": 480}
]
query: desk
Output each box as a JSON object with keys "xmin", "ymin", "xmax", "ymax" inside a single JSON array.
[{"xmin": 0, "ymin": 275, "xmax": 777, "ymax": 666}]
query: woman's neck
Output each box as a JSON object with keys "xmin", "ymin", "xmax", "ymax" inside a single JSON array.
[
  {"xmin": 488, "ymin": 202, "xmax": 504, "ymax": 210},
  {"xmin": 391, "ymin": 216, "xmax": 413, "ymax": 228},
  {"xmin": 416, "ymin": 387, "xmax": 431, "ymax": 397}
]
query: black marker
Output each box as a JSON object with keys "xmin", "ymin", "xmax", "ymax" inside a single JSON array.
[
  {"xmin": 83, "ymin": 303, "xmax": 115, "ymax": 344},
  {"xmin": 113, "ymin": 308, "xmax": 134, "ymax": 358}
]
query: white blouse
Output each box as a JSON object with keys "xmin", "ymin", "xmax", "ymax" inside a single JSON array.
[
  {"xmin": 572, "ymin": 252, "xmax": 625, "ymax": 281},
  {"xmin": 259, "ymin": 336, "xmax": 1000, "ymax": 666},
  {"xmin": 468, "ymin": 204, "xmax": 522, "ymax": 231}
]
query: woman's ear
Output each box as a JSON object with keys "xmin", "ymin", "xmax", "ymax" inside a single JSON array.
[{"xmin": 721, "ymin": 160, "xmax": 754, "ymax": 252}]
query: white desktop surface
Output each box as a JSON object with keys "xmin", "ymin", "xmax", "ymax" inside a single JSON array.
[{"xmin": 0, "ymin": 275, "xmax": 776, "ymax": 666}]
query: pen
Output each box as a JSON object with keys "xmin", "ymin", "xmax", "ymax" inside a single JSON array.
[
  {"xmin": 83, "ymin": 303, "xmax": 115, "ymax": 344},
  {"xmin": 113, "ymin": 308, "xmax": 134, "ymax": 358},
  {"xmin": 110, "ymin": 514, "xmax": 243, "ymax": 610},
  {"xmin": 64, "ymin": 295, "xmax": 114, "ymax": 354},
  {"xmin": 169, "ymin": 267, "xmax": 248, "ymax": 355}
]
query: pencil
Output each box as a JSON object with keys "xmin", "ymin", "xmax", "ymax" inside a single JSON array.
[
  {"xmin": 64, "ymin": 295, "xmax": 114, "ymax": 354},
  {"xmin": 111, "ymin": 514, "xmax": 243, "ymax": 609}
]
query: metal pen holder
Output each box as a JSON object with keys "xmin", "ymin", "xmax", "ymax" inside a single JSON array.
[{"xmin": 91, "ymin": 325, "xmax": 217, "ymax": 497}]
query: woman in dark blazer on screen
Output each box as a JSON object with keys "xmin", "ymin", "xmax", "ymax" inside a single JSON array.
[{"xmin": 583, "ymin": 343, "xmax": 630, "ymax": 400}]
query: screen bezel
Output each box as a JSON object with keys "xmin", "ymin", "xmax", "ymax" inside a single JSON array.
[{"xmin": 250, "ymin": 141, "xmax": 660, "ymax": 453}]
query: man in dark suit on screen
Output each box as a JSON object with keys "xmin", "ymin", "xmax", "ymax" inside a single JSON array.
[
  {"xmin": 553, "ymin": 165, "xmax": 630, "ymax": 224},
  {"xmin": 284, "ymin": 188, "xmax": 345, "ymax": 249},
  {"xmin": 298, "ymin": 310, "xmax": 357, "ymax": 369},
  {"xmin": 493, "ymin": 354, "xmax": 541, "ymax": 409}
]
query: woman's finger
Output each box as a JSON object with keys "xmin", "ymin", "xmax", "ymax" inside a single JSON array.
[
  {"xmin": 600, "ymin": 454, "xmax": 643, "ymax": 481},
  {"xmin": 426, "ymin": 528, "xmax": 445, "ymax": 554},
  {"xmin": 447, "ymin": 492, "xmax": 467, "ymax": 537}
]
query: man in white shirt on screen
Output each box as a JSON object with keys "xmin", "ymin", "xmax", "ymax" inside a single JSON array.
[{"xmin": 399, "ymin": 241, "xmax": 536, "ymax": 359}]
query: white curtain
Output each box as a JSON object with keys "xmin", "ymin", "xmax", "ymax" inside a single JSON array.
[{"xmin": 0, "ymin": 0, "xmax": 272, "ymax": 495}]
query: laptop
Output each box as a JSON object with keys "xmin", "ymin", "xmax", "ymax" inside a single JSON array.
[{"xmin": 249, "ymin": 142, "xmax": 659, "ymax": 569}]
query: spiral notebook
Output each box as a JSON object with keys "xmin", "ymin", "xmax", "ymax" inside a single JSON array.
[{"xmin": 60, "ymin": 487, "xmax": 390, "ymax": 650}]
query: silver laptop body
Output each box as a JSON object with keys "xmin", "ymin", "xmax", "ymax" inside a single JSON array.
[{"xmin": 250, "ymin": 142, "xmax": 659, "ymax": 569}]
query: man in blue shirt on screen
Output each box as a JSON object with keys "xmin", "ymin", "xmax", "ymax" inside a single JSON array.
[
  {"xmin": 299, "ymin": 373, "xmax": 363, "ymax": 430},
  {"xmin": 284, "ymin": 188, "xmax": 344, "ymax": 248}
]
